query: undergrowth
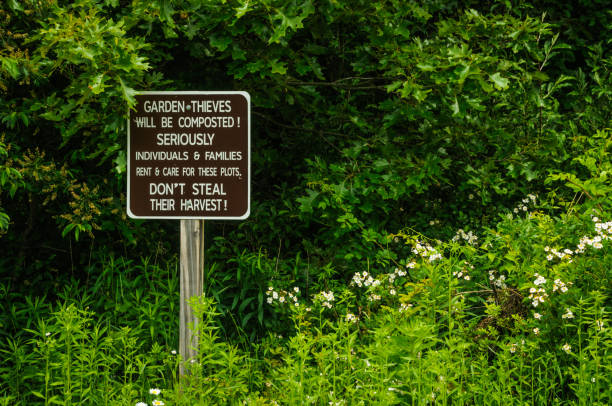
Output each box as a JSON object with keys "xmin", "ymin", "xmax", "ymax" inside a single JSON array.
[{"xmin": 0, "ymin": 203, "xmax": 610, "ymax": 405}]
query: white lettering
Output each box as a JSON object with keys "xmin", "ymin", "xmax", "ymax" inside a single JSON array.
[
  {"xmin": 149, "ymin": 182, "xmax": 186, "ymax": 195},
  {"xmin": 191, "ymin": 183, "xmax": 226, "ymax": 196},
  {"xmin": 143, "ymin": 100, "xmax": 185, "ymax": 113},
  {"xmin": 150, "ymin": 198, "xmax": 175, "ymax": 211}
]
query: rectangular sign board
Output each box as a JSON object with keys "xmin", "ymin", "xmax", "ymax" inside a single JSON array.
[{"xmin": 127, "ymin": 91, "xmax": 250, "ymax": 219}]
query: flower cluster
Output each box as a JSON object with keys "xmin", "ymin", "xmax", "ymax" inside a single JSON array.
[
  {"xmin": 488, "ymin": 270, "xmax": 507, "ymax": 289},
  {"xmin": 577, "ymin": 235, "xmax": 604, "ymax": 252},
  {"xmin": 351, "ymin": 271, "xmax": 381, "ymax": 288},
  {"xmin": 562, "ymin": 343, "xmax": 572, "ymax": 354},
  {"xmin": 452, "ymin": 261, "xmax": 473, "ymax": 281},
  {"xmin": 562, "ymin": 308, "xmax": 574, "ymax": 319},
  {"xmin": 412, "ymin": 240, "xmax": 442, "ymax": 262},
  {"xmin": 593, "ymin": 217, "xmax": 612, "ymax": 239},
  {"xmin": 547, "ymin": 217, "xmax": 610, "ymax": 261},
  {"xmin": 135, "ymin": 389, "xmax": 164, "ymax": 406},
  {"xmin": 345, "ymin": 313, "xmax": 358, "ymax": 323},
  {"xmin": 528, "ymin": 286, "xmax": 548, "ymax": 308},
  {"xmin": 552, "ymin": 278, "xmax": 570, "ymax": 293},
  {"xmin": 544, "ymin": 246, "xmax": 573, "ymax": 262},
  {"xmin": 399, "ymin": 303, "xmax": 413, "ymax": 313},
  {"xmin": 389, "ymin": 266, "xmax": 409, "ymax": 283},
  {"xmin": 513, "ymin": 194, "xmax": 537, "ymax": 214},
  {"xmin": 315, "ymin": 290, "xmax": 335, "ymax": 309},
  {"xmin": 451, "ymin": 229, "xmax": 479, "ymax": 246},
  {"xmin": 266, "ymin": 286, "xmax": 300, "ymax": 306},
  {"xmin": 508, "ymin": 339, "xmax": 526, "ymax": 354},
  {"xmin": 533, "ymin": 273, "xmax": 546, "ymax": 286},
  {"xmin": 351, "ymin": 267, "xmax": 409, "ymax": 302}
]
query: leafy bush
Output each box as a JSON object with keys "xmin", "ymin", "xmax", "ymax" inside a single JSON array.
[
  {"xmin": 0, "ymin": 201, "xmax": 610, "ymax": 404},
  {"xmin": 0, "ymin": 0, "xmax": 611, "ymax": 404}
]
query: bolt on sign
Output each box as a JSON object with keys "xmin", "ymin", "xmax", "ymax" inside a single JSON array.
[{"xmin": 127, "ymin": 91, "xmax": 250, "ymax": 219}]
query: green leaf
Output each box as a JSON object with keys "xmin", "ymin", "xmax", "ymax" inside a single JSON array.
[
  {"xmin": 297, "ymin": 190, "xmax": 320, "ymax": 213},
  {"xmin": 451, "ymin": 97, "xmax": 461, "ymax": 116},
  {"xmin": 209, "ymin": 34, "xmax": 232, "ymax": 52},
  {"xmin": 417, "ymin": 63, "xmax": 436, "ymax": 72},
  {"xmin": 374, "ymin": 159, "xmax": 389, "ymax": 168},
  {"xmin": 89, "ymin": 74, "xmax": 107, "ymax": 95},
  {"xmin": 118, "ymin": 77, "xmax": 137, "ymax": 108},
  {"xmin": 1, "ymin": 57, "xmax": 20, "ymax": 80},
  {"xmin": 235, "ymin": 0, "xmax": 251, "ymax": 19},
  {"xmin": 269, "ymin": 59, "xmax": 287, "ymax": 75},
  {"xmin": 386, "ymin": 80, "xmax": 403, "ymax": 92},
  {"xmin": 8, "ymin": 0, "xmax": 23, "ymax": 11},
  {"xmin": 31, "ymin": 391, "xmax": 45, "ymax": 399},
  {"xmin": 477, "ymin": 76, "xmax": 493, "ymax": 93},
  {"xmin": 456, "ymin": 64, "xmax": 472, "ymax": 84},
  {"xmin": 0, "ymin": 212, "xmax": 9, "ymax": 230},
  {"xmin": 62, "ymin": 223, "xmax": 76, "ymax": 238},
  {"xmin": 489, "ymin": 72, "xmax": 509, "ymax": 90},
  {"xmin": 114, "ymin": 150, "xmax": 126, "ymax": 174}
]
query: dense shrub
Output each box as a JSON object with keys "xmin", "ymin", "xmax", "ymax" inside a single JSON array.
[{"xmin": 0, "ymin": 0, "xmax": 611, "ymax": 403}]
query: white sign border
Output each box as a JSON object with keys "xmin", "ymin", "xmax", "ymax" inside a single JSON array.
[{"xmin": 127, "ymin": 91, "xmax": 251, "ymax": 220}]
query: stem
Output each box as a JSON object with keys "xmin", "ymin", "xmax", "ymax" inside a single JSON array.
[
  {"xmin": 448, "ymin": 264, "xmax": 453, "ymax": 338},
  {"xmin": 65, "ymin": 334, "xmax": 72, "ymax": 406},
  {"xmin": 44, "ymin": 345, "xmax": 50, "ymax": 406}
]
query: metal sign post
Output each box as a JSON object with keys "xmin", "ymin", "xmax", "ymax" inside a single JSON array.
[
  {"xmin": 179, "ymin": 219, "xmax": 204, "ymax": 376},
  {"xmin": 127, "ymin": 91, "xmax": 250, "ymax": 376}
]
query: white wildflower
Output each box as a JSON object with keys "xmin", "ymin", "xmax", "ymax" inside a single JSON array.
[
  {"xmin": 399, "ymin": 303, "xmax": 413, "ymax": 313},
  {"xmin": 533, "ymin": 274, "xmax": 546, "ymax": 286},
  {"xmin": 562, "ymin": 308, "xmax": 574, "ymax": 319}
]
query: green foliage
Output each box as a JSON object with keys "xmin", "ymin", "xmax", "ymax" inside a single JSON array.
[
  {"xmin": 0, "ymin": 0, "xmax": 610, "ymax": 268},
  {"xmin": 1, "ymin": 0, "xmax": 611, "ymax": 403},
  {"xmin": 1, "ymin": 205, "xmax": 611, "ymax": 404}
]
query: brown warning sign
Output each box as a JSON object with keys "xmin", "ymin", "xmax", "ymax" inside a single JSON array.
[{"xmin": 127, "ymin": 91, "xmax": 250, "ymax": 219}]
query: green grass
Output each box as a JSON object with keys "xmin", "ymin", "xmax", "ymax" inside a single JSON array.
[{"xmin": 0, "ymin": 210, "xmax": 610, "ymax": 405}]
